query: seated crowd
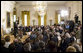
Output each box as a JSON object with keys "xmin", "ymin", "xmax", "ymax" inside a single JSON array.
[{"xmin": 1, "ymin": 21, "xmax": 82, "ymax": 52}]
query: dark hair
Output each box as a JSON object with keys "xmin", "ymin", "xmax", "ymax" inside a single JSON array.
[
  {"xmin": 1, "ymin": 39, "xmax": 5, "ymax": 46},
  {"xmin": 39, "ymin": 41, "xmax": 45, "ymax": 48},
  {"xmin": 57, "ymin": 24, "xmax": 60, "ymax": 26},
  {"xmin": 54, "ymin": 24, "xmax": 56, "ymax": 26},
  {"xmin": 80, "ymin": 38, "xmax": 82, "ymax": 44},
  {"xmin": 48, "ymin": 41, "xmax": 56, "ymax": 49},
  {"xmin": 9, "ymin": 43, "xmax": 15, "ymax": 52},
  {"xmin": 25, "ymin": 38, "xmax": 30, "ymax": 43},
  {"xmin": 52, "ymin": 48, "xmax": 57, "ymax": 52},
  {"xmin": 24, "ymin": 43, "xmax": 30, "ymax": 52},
  {"xmin": 66, "ymin": 46, "xmax": 76, "ymax": 52},
  {"xmin": 5, "ymin": 36, "xmax": 10, "ymax": 42}
]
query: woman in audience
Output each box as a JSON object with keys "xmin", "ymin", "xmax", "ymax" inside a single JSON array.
[
  {"xmin": 46, "ymin": 40, "xmax": 57, "ymax": 52},
  {"xmin": 4, "ymin": 36, "xmax": 11, "ymax": 48},
  {"xmin": 75, "ymin": 25, "xmax": 82, "ymax": 41},
  {"xmin": 38, "ymin": 41, "xmax": 46, "ymax": 52},
  {"xmin": 66, "ymin": 46, "xmax": 76, "ymax": 52},
  {"xmin": 60, "ymin": 32, "xmax": 71, "ymax": 52},
  {"xmin": 9, "ymin": 38, "xmax": 24, "ymax": 52},
  {"xmin": 1, "ymin": 39, "xmax": 9, "ymax": 52},
  {"xmin": 23, "ymin": 43, "xmax": 31, "ymax": 52},
  {"xmin": 17, "ymin": 29, "xmax": 23, "ymax": 38},
  {"xmin": 69, "ymin": 38, "xmax": 82, "ymax": 52},
  {"xmin": 8, "ymin": 42, "xmax": 15, "ymax": 52}
]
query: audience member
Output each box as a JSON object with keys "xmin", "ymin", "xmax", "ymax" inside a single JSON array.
[
  {"xmin": 1, "ymin": 21, "xmax": 82, "ymax": 52},
  {"xmin": 4, "ymin": 36, "xmax": 11, "ymax": 48},
  {"xmin": 66, "ymin": 46, "xmax": 76, "ymax": 52}
]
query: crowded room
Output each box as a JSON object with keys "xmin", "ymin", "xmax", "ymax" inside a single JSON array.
[{"xmin": 1, "ymin": 1, "xmax": 82, "ymax": 52}]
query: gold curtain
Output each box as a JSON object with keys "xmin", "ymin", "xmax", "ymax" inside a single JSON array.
[
  {"xmin": 13, "ymin": 11, "xmax": 16, "ymax": 15},
  {"xmin": 38, "ymin": 15, "xmax": 41, "ymax": 26},
  {"xmin": 21, "ymin": 11, "xmax": 24, "ymax": 26},
  {"xmin": 44, "ymin": 13, "xmax": 47, "ymax": 26},
  {"xmin": 27, "ymin": 11, "xmax": 30, "ymax": 26},
  {"xmin": 55, "ymin": 11, "xmax": 58, "ymax": 24},
  {"xmin": 60, "ymin": 17, "xmax": 63, "ymax": 21}
]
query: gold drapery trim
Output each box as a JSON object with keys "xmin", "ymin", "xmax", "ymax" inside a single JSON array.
[
  {"xmin": 13, "ymin": 11, "xmax": 16, "ymax": 15},
  {"xmin": 58, "ymin": 14, "xmax": 61, "ymax": 23},
  {"xmin": 27, "ymin": 11, "xmax": 30, "ymax": 26},
  {"xmin": 44, "ymin": 14, "xmax": 47, "ymax": 26},
  {"xmin": 38, "ymin": 15, "xmax": 41, "ymax": 26},
  {"xmin": 55, "ymin": 11, "xmax": 58, "ymax": 24},
  {"xmin": 21, "ymin": 11, "xmax": 24, "ymax": 26},
  {"xmin": 61, "ymin": 17, "xmax": 63, "ymax": 21}
]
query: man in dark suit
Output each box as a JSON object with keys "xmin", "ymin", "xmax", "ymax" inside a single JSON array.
[
  {"xmin": 74, "ymin": 14, "xmax": 79, "ymax": 23},
  {"xmin": 14, "ymin": 20, "xmax": 18, "ymax": 38},
  {"xmin": 69, "ymin": 20, "xmax": 75, "ymax": 33}
]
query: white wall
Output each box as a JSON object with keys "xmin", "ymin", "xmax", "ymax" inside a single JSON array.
[
  {"xmin": 47, "ymin": 6, "xmax": 66, "ymax": 25},
  {"xmin": 1, "ymin": 1, "xmax": 16, "ymax": 34},
  {"xmin": 65, "ymin": 1, "xmax": 82, "ymax": 23}
]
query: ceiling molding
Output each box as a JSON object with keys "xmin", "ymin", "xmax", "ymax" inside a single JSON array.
[{"xmin": 15, "ymin": 1, "xmax": 67, "ymax": 6}]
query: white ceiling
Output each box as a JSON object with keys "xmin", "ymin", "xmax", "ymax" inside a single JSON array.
[{"xmin": 16, "ymin": 1, "xmax": 67, "ymax": 6}]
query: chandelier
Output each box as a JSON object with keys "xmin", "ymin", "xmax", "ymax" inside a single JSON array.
[{"xmin": 32, "ymin": 1, "xmax": 47, "ymax": 16}]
